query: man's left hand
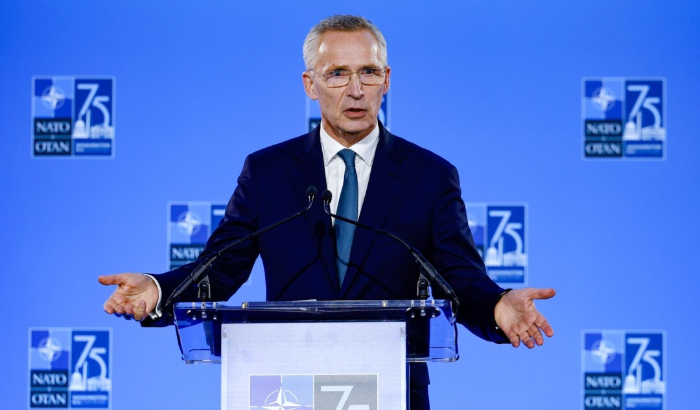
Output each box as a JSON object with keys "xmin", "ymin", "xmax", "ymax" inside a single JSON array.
[{"xmin": 494, "ymin": 287, "xmax": 556, "ymax": 348}]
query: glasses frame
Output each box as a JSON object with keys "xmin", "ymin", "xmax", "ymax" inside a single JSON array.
[{"xmin": 311, "ymin": 67, "xmax": 388, "ymax": 88}]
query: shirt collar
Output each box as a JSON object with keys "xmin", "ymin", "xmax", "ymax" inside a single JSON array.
[{"xmin": 319, "ymin": 122, "xmax": 380, "ymax": 167}]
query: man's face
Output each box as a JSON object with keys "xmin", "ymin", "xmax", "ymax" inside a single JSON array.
[{"xmin": 303, "ymin": 30, "xmax": 390, "ymax": 146}]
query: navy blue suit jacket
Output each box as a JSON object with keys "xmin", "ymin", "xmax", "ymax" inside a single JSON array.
[
  {"xmin": 150, "ymin": 124, "xmax": 507, "ymax": 398},
  {"xmin": 152, "ymin": 124, "xmax": 507, "ymax": 341}
]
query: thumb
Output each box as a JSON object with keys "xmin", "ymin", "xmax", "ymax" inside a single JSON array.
[
  {"xmin": 98, "ymin": 274, "xmax": 125, "ymax": 286},
  {"xmin": 528, "ymin": 287, "xmax": 556, "ymax": 300}
]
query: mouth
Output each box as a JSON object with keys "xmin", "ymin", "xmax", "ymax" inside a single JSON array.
[{"xmin": 344, "ymin": 108, "xmax": 367, "ymax": 118}]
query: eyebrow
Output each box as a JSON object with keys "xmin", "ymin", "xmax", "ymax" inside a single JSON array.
[
  {"xmin": 325, "ymin": 64, "xmax": 380, "ymax": 71},
  {"xmin": 324, "ymin": 64, "xmax": 350, "ymax": 71}
]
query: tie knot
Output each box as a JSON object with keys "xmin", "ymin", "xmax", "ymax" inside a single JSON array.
[{"xmin": 337, "ymin": 149, "xmax": 356, "ymax": 167}]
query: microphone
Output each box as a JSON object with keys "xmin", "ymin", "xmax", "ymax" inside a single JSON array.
[
  {"xmin": 320, "ymin": 190, "xmax": 460, "ymax": 318},
  {"xmin": 162, "ymin": 185, "xmax": 318, "ymax": 315}
]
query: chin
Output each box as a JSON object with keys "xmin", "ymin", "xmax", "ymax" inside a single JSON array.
[{"xmin": 340, "ymin": 119, "xmax": 375, "ymax": 134}]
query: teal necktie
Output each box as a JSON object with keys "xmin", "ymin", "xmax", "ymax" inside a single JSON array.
[{"xmin": 335, "ymin": 149, "xmax": 358, "ymax": 285}]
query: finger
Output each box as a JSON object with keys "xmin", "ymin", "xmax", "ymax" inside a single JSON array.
[
  {"xmin": 103, "ymin": 292, "xmax": 130, "ymax": 313},
  {"xmin": 522, "ymin": 335, "xmax": 535, "ymax": 349},
  {"xmin": 527, "ymin": 339, "xmax": 536, "ymax": 349},
  {"xmin": 124, "ymin": 304, "xmax": 135, "ymax": 317},
  {"xmin": 134, "ymin": 300, "xmax": 148, "ymax": 322},
  {"xmin": 114, "ymin": 303, "xmax": 127, "ymax": 315},
  {"xmin": 529, "ymin": 325, "xmax": 545, "ymax": 346},
  {"xmin": 507, "ymin": 330, "xmax": 521, "ymax": 348},
  {"xmin": 103, "ymin": 297, "xmax": 119, "ymax": 314},
  {"xmin": 511, "ymin": 320, "xmax": 535, "ymax": 348},
  {"xmin": 517, "ymin": 324, "xmax": 535, "ymax": 348},
  {"xmin": 537, "ymin": 317, "xmax": 554, "ymax": 337}
]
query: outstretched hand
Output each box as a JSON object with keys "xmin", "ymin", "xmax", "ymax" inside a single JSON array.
[
  {"xmin": 494, "ymin": 287, "xmax": 556, "ymax": 348},
  {"xmin": 98, "ymin": 273, "xmax": 159, "ymax": 322}
]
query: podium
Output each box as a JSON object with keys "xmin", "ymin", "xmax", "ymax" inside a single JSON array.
[{"xmin": 174, "ymin": 300, "xmax": 458, "ymax": 410}]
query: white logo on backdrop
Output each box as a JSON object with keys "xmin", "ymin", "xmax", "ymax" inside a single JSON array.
[
  {"xmin": 177, "ymin": 211, "xmax": 202, "ymax": 236},
  {"xmin": 37, "ymin": 337, "xmax": 63, "ymax": 362}
]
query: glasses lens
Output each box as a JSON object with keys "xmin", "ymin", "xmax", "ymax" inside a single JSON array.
[
  {"xmin": 326, "ymin": 76, "xmax": 346, "ymax": 87},
  {"xmin": 359, "ymin": 71, "xmax": 384, "ymax": 85},
  {"xmin": 324, "ymin": 69, "xmax": 385, "ymax": 87}
]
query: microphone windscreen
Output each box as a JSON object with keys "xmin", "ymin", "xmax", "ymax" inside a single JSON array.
[
  {"xmin": 306, "ymin": 185, "xmax": 318, "ymax": 199},
  {"xmin": 321, "ymin": 189, "xmax": 332, "ymax": 203}
]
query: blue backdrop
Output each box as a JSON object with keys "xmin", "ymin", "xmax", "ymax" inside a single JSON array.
[{"xmin": 2, "ymin": 1, "xmax": 699, "ymax": 408}]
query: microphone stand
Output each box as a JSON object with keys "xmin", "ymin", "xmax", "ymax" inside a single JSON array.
[{"xmin": 321, "ymin": 191, "xmax": 460, "ymax": 319}]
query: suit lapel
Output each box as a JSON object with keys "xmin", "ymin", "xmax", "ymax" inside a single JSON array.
[
  {"xmin": 290, "ymin": 128, "xmax": 340, "ymax": 292},
  {"xmin": 339, "ymin": 125, "xmax": 409, "ymax": 297}
]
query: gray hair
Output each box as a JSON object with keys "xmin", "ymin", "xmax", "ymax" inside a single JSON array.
[{"xmin": 303, "ymin": 14, "xmax": 388, "ymax": 70}]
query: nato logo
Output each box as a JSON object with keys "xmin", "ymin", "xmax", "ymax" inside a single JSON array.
[
  {"xmin": 582, "ymin": 78, "xmax": 665, "ymax": 159},
  {"xmin": 467, "ymin": 204, "xmax": 527, "ymax": 284},
  {"xmin": 306, "ymin": 92, "xmax": 390, "ymax": 132},
  {"xmin": 168, "ymin": 202, "xmax": 226, "ymax": 269},
  {"xmin": 32, "ymin": 77, "xmax": 115, "ymax": 158},
  {"xmin": 582, "ymin": 330, "xmax": 665, "ymax": 409},
  {"xmin": 29, "ymin": 328, "xmax": 112, "ymax": 409},
  {"xmin": 250, "ymin": 375, "xmax": 313, "ymax": 410},
  {"xmin": 250, "ymin": 374, "xmax": 377, "ymax": 410}
]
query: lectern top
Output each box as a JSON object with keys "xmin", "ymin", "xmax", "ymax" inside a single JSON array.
[{"xmin": 174, "ymin": 299, "xmax": 458, "ymax": 364}]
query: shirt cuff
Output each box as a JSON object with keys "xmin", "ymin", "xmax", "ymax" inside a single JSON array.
[
  {"xmin": 493, "ymin": 288, "xmax": 512, "ymax": 340},
  {"xmin": 143, "ymin": 274, "xmax": 163, "ymax": 319}
]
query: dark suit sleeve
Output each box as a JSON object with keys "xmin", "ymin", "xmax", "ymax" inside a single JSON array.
[
  {"xmin": 428, "ymin": 165, "xmax": 509, "ymax": 343},
  {"xmin": 143, "ymin": 154, "xmax": 262, "ymax": 326}
]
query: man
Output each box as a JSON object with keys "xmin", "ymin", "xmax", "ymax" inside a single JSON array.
[{"xmin": 99, "ymin": 15, "xmax": 555, "ymax": 409}]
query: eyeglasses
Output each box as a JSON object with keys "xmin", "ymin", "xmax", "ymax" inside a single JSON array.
[{"xmin": 312, "ymin": 68, "xmax": 387, "ymax": 88}]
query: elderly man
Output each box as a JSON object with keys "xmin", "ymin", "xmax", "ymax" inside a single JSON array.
[{"xmin": 99, "ymin": 14, "xmax": 555, "ymax": 409}]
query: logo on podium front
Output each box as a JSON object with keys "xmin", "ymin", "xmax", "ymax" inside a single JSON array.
[
  {"xmin": 467, "ymin": 204, "xmax": 527, "ymax": 285},
  {"xmin": 28, "ymin": 328, "xmax": 112, "ymax": 409},
  {"xmin": 582, "ymin": 330, "xmax": 665, "ymax": 409},
  {"xmin": 168, "ymin": 202, "xmax": 226, "ymax": 270},
  {"xmin": 250, "ymin": 374, "xmax": 377, "ymax": 410},
  {"xmin": 582, "ymin": 78, "xmax": 665, "ymax": 159},
  {"xmin": 250, "ymin": 375, "xmax": 313, "ymax": 410},
  {"xmin": 32, "ymin": 77, "xmax": 115, "ymax": 158}
]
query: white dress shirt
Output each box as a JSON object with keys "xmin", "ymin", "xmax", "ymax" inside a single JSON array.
[{"xmin": 319, "ymin": 122, "xmax": 380, "ymax": 220}]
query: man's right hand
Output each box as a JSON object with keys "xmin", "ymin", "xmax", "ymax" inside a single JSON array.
[{"xmin": 98, "ymin": 273, "xmax": 159, "ymax": 322}]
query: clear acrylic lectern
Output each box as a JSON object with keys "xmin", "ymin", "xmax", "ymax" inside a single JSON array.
[{"xmin": 174, "ymin": 299, "xmax": 458, "ymax": 410}]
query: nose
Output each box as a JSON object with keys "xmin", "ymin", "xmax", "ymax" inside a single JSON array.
[{"xmin": 346, "ymin": 72, "xmax": 364, "ymax": 98}]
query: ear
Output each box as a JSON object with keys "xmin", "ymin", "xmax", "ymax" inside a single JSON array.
[
  {"xmin": 383, "ymin": 66, "xmax": 391, "ymax": 95},
  {"xmin": 303, "ymin": 71, "xmax": 318, "ymax": 100}
]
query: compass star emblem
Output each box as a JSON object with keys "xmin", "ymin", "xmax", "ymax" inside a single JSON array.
[
  {"xmin": 37, "ymin": 337, "xmax": 63, "ymax": 362},
  {"xmin": 41, "ymin": 85, "xmax": 66, "ymax": 111},
  {"xmin": 591, "ymin": 339, "xmax": 616, "ymax": 364},
  {"xmin": 177, "ymin": 211, "xmax": 202, "ymax": 236},
  {"xmin": 262, "ymin": 388, "xmax": 302, "ymax": 410},
  {"xmin": 591, "ymin": 87, "xmax": 616, "ymax": 111}
]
